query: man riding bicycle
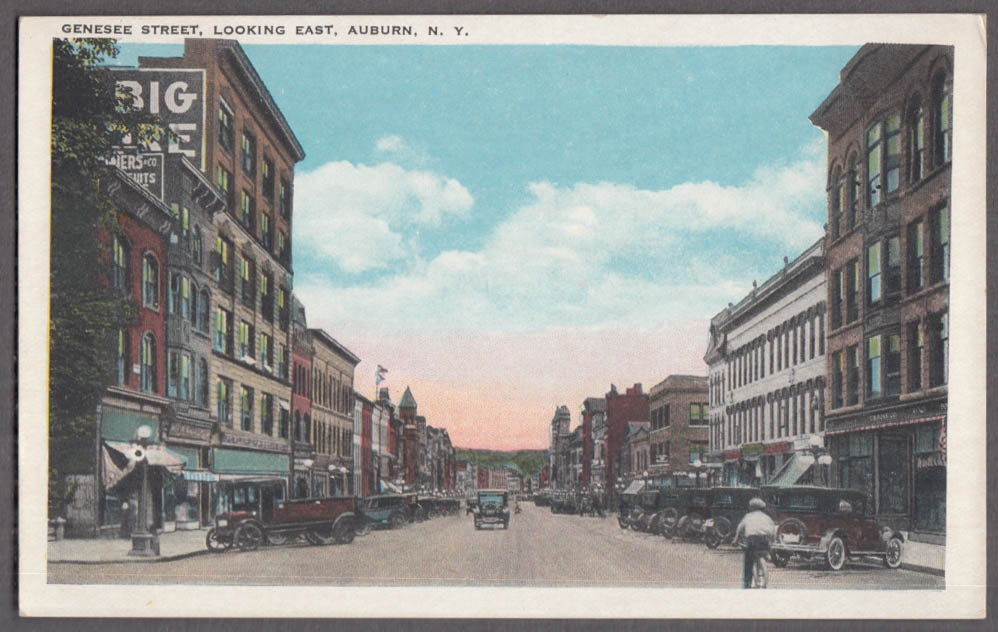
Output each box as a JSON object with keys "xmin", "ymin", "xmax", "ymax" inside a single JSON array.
[{"xmin": 734, "ymin": 497, "xmax": 776, "ymax": 588}]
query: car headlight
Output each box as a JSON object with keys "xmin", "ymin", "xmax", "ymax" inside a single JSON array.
[{"xmin": 216, "ymin": 519, "xmax": 228, "ymax": 527}]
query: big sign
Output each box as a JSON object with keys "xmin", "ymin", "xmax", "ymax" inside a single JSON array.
[{"xmin": 111, "ymin": 68, "xmax": 206, "ymax": 194}]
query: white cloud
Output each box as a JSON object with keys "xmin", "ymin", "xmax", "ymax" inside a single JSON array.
[
  {"xmin": 375, "ymin": 134, "xmax": 430, "ymax": 166},
  {"xmin": 298, "ymin": 143, "xmax": 827, "ymax": 334},
  {"xmin": 294, "ymin": 144, "xmax": 474, "ymax": 273}
]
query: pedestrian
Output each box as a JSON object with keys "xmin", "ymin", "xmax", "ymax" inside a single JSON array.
[{"xmin": 734, "ymin": 497, "xmax": 776, "ymax": 588}]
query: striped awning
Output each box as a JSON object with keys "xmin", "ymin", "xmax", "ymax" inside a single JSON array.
[
  {"xmin": 825, "ymin": 415, "xmax": 945, "ymax": 436},
  {"xmin": 181, "ymin": 470, "xmax": 220, "ymax": 482}
]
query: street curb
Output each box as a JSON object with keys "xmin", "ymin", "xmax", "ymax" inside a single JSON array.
[
  {"xmin": 48, "ymin": 549, "xmax": 209, "ymax": 565},
  {"xmin": 901, "ymin": 562, "xmax": 945, "ymax": 577}
]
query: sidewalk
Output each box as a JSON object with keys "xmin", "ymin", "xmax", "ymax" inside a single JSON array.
[
  {"xmin": 900, "ymin": 536, "xmax": 945, "ymax": 576},
  {"xmin": 48, "ymin": 528, "xmax": 209, "ymax": 564}
]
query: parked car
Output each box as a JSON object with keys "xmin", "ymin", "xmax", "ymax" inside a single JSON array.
[
  {"xmin": 473, "ymin": 489, "xmax": 510, "ymax": 529},
  {"xmin": 666, "ymin": 488, "xmax": 714, "ymax": 540},
  {"xmin": 768, "ymin": 486, "xmax": 904, "ymax": 571},
  {"xmin": 356, "ymin": 494, "xmax": 413, "ymax": 532},
  {"xmin": 702, "ymin": 487, "xmax": 770, "ymax": 549},
  {"xmin": 640, "ymin": 489, "xmax": 687, "ymax": 536},
  {"xmin": 205, "ymin": 478, "xmax": 357, "ymax": 552},
  {"xmin": 617, "ymin": 489, "xmax": 644, "ymax": 529}
]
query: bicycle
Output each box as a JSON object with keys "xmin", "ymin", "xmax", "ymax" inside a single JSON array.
[{"xmin": 751, "ymin": 550, "xmax": 768, "ymax": 589}]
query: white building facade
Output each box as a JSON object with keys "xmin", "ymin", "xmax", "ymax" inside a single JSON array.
[{"xmin": 704, "ymin": 238, "xmax": 828, "ymax": 486}]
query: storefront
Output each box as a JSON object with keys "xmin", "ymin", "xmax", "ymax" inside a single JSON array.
[
  {"xmin": 826, "ymin": 412, "xmax": 946, "ymax": 537},
  {"xmin": 212, "ymin": 446, "xmax": 290, "ymax": 513},
  {"xmin": 163, "ymin": 412, "xmax": 216, "ymax": 528}
]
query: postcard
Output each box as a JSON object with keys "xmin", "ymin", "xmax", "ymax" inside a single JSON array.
[{"xmin": 18, "ymin": 13, "xmax": 987, "ymax": 618}]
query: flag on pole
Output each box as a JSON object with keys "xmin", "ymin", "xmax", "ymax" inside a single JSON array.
[{"xmin": 375, "ymin": 365, "xmax": 388, "ymax": 385}]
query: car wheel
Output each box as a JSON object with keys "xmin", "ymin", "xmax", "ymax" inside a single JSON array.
[
  {"xmin": 333, "ymin": 520, "xmax": 355, "ymax": 545},
  {"xmin": 389, "ymin": 513, "xmax": 405, "ymax": 530},
  {"xmin": 776, "ymin": 517, "xmax": 808, "ymax": 546},
  {"xmin": 234, "ymin": 523, "xmax": 263, "ymax": 552},
  {"xmin": 617, "ymin": 516, "xmax": 628, "ymax": 530},
  {"xmin": 771, "ymin": 551, "xmax": 791, "ymax": 568},
  {"xmin": 826, "ymin": 535, "xmax": 847, "ymax": 571},
  {"xmin": 266, "ymin": 533, "xmax": 288, "ymax": 546},
  {"xmin": 205, "ymin": 528, "xmax": 228, "ymax": 552},
  {"xmin": 660, "ymin": 508, "xmax": 678, "ymax": 539},
  {"xmin": 355, "ymin": 519, "xmax": 372, "ymax": 537},
  {"xmin": 704, "ymin": 528, "xmax": 721, "ymax": 549},
  {"xmin": 883, "ymin": 536, "xmax": 903, "ymax": 569}
]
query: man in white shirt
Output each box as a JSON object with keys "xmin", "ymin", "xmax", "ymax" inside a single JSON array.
[{"xmin": 735, "ymin": 497, "xmax": 777, "ymax": 588}]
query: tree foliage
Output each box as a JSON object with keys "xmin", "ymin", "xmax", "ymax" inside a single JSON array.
[
  {"xmin": 48, "ymin": 39, "xmax": 157, "ymax": 493},
  {"xmin": 452, "ymin": 449, "xmax": 548, "ymax": 477}
]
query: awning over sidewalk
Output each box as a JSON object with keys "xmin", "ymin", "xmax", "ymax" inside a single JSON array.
[
  {"xmin": 102, "ymin": 442, "xmax": 185, "ymax": 491},
  {"xmin": 380, "ymin": 479, "xmax": 403, "ymax": 494},
  {"xmin": 622, "ymin": 480, "xmax": 645, "ymax": 495},
  {"xmin": 766, "ymin": 453, "xmax": 811, "ymax": 487}
]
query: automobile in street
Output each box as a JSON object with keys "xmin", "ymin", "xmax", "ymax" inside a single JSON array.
[
  {"xmin": 702, "ymin": 487, "xmax": 773, "ymax": 549},
  {"xmin": 205, "ymin": 478, "xmax": 358, "ymax": 552},
  {"xmin": 473, "ymin": 489, "xmax": 510, "ymax": 529},
  {"xmin": 356, "ymin": 493, "xmax": 415, "ymax": 533},
  {"xmin": 767, "ymin": 486, "xmax": 904, "ymax": 571}
]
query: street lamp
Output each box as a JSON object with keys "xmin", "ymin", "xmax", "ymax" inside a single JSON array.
[{"xmin": 128, "ymin": 424, "xmax": 158, "ymax": 557}]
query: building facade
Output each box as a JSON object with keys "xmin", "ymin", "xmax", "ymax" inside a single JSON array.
[
  {"xmin": 547, "ymin": 405, "xmax": 571, "ymax": 490},
  {"xmin": 309, "ymin": 328, "xmax": 359, "ymax": 496},
  {"xmin": 604, "ymin": 384, "xmax": 649, "ymax": 493},
  {"xmin": 583, "ymin": 397, "xmax": 607, "ymax": 492},
  {"xmin": 704, "ymin": 238, "xmax": 828, "ymax": 487},
  {"xmin": 810, "ymin": 44, "xmax": 950, "ymax": 537},
  {"xmin": 647, "ymin": 375, "xmax": 710, "ymax": 488}
]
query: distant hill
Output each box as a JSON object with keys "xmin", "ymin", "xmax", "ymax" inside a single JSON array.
[{"xmin": 454, "ymin": 448, "xmax": 547, "ymax": 477}]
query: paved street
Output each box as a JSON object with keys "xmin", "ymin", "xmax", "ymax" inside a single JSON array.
[{"xmin": 48, "ymin": 503, "xmax": 942, "ymax": 588}]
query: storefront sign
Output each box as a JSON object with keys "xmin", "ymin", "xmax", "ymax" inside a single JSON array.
[
  {"xmin": 111, "ymin": 68, "xmax": 206, "ymax": 171},
  {"xmin": 107, "ymin": 149, "xmax": 163, "ymax": 199},
  {"xmin": 764, "ymin": 441, "xmax": 791, "ymax": 455},
  {"xmin": 739, "ymin": 443, "xmax": 763, "ymax": 457},
  {"xmin": 220, "ymin": 431, "xmax": 290, "ymax": 454},
  {"xmin": 723, "ymin": 449, "xmax": 740, "ymax": 462},
  {"xmin": 166, "ymin": 419, "xmax": 212, "ymax": 443},
  {"xmin": 212, "ymin": 448, "xmax": 289, "ymax": 475}
]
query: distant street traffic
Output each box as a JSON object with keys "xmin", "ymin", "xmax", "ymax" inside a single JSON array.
[{"xmin": 49, "ymin": 503, "xmax": 942, "ymax": 588}]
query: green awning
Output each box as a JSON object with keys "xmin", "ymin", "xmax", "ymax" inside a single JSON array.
[
  {"xmin": 101, "ymin": 408, "xmax": 158, "ymax": 443},
  {"xmin": 167, "ymin": 445, "xmax": 200, "ymax": 470},
  {"xmin": 767, "ymin": 453, "xmax": 812, "ymax": 487},
  {"xmin": 212, "ymin": 448, "xmax": 289, "ymax": 475}
]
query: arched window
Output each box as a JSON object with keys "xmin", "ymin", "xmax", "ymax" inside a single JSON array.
[
  {"xmin": 140, "ymin": 333, "xmax": 156, "ymax": 393},
  {"xmin": 198, "ymin": 289, "xmax": 210, "ymax": 332},
  {"xmin": 192, "ymin": 227, "xmax": 203, "ymax": 267},
  {"xmin": 830, "ymin": 165, "xmax": 844, "ymax": 240},
  {"xmin": 846, "ymin": 153, "xmax": 859, "ymax": 228},
  {"xmin": 111, "ymin": 235, "xmax": 128, "ymax": 291},
  {"xmin": 908, "ymin": 96, "xmax": 926, "ymax": 183},
  {"xmin": 142, "ymin": 253, "xmax": 159, "ymax": 309},
  {"xmin": 933, "ymin": 71, "xmax": 953, "ymax": 166}
]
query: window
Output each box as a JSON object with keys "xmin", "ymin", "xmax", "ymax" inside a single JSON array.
[
  {"xmin": 168, "ymin": 351, "xmax": 190, "ymax": 401},
  {"xmin": 929, "ymin": 312, "xmax": 948, "ymax": 387},
  {"xmin": 180, "ymin": 276, "xmax": 191, "ymax": 320},
  {"xmin": 689, "ymin": 403, "xmax": 708, "ymax": 426},
  {"xmin": 217, "ymin": 378, "xmax": 232, "ymax": 426},
  {"xmin": 214, "ymin": 307, "xmax": 230, "ymax": 354},
  {"xmin": 239, "ymin": 256, "xmax": 255, "ymax": 306},
  {"xmin": 278, "ymin": 230, "xmax": 289, "ymax": 265},
  {"xmin": 933, "ymin": 72, "xmax": 952, "ymax": 166},
  {"xmin": 809, "ymin": 316, "xmax": 816, "ymax": 359},
  {"xmin": 846, "ymin": 345, "xmax": 860, "ymax": 406},
  {"xmin": 261, "ymin": 213, "xmax": 272, "ymax": 250},
  {"xmin": 258, "ymin": 332, "xmax": 272, "ymax": 369},
  {"xmin": 279, "ymin": 178, "xmax": 291, "ymax": 219},
  {"xmin": 885, "ymin": 236, "xmax": 901, "ymax": 298},
  {"xmin": 663, "ymin": 404, "xmax": 670, "ymax": 428},
  {"xmin": 142, "ymin": 254, "xmax": 159, "ymax": 309},
  {"xmin": 867, "ymin": 113, "xmax": 901, "ymax": 207},
  {"xmin": 833, "ymin": 433, "xmax": 873, "ymax": 497},
  {"xmin": 140, "ymin": 333, "xmax": 156, "ymax": 393},
  {"xmin": 115, "ymin": 329, "xmax": 128, "ymax": 386},
  {"xmin": 908, "ymin": 220, "xmax": 925, "ymax": 293},
  {"xmin": 908, "ymin": 321, "xmax": 923, "ymax": 392},
  {"xmin": 169, "ymin": 273, "xmax": 180, "ymax": 314},
  {"xmin": 111, "ymin": 235, "xmax": 127, "ymax": 291},
  {"xmin": 294, "ymin": 412, "xmax": 302, "ymax": 442},
  {"xmin": 240, "ymin": 385, "xmax": 254, "ymax": 431},
  {"xmin": 278, "ymin": 286, "xmax": 289, "ymax": 331},
  {"xmin": 218, "ymin": 102, "xmax": 234, "ymax": 151},
  {"xmin": 198, "ymin": 289, "xmax": 210, "ymax": 332},
  {"xmin": 260, "ymin": 393, "xmax": 274, "ymax": 436},
  {"xmin": 241, "ymin": 132, "xmax": 256, "ymax": 176},
  {"xmin": 197, "ymin": 358, "xmax": 209, "ymax": 407},
  {"xmin": 885, "ymin": 333, "xmax": 901, "ymax": 397},
  {"xmin": 846, "ymin": 259, "xmax": 859, "ymax": 323},
  {"xmin": 831, "ymin": 269, "xmax": 843, "ymax": 330},
  {"xmin": 180, "ymin": 206, "xmax": 189, "ymax": 238},
  {"xmin": 215, "ymin": 164, "xmax": 233, "ymax": 210},
  {"xmin": 262, "ymin": 157, "xmax": 275, "ymax": 201},
  {"xmin": 830, "ymin": 166, "xmax": 845, "ymax": 240},
  {"xmin": 192, "ymin": 228, "xmax": 203, "ymax": 267},
  {"xmin": 238, "ymin": 321, "xmax": 252, "ymax": 360},
  {"xmin": 277, "ymin": 343, "xmax": 288, "ymax": 379},
  {"xmin": 846, "ymin": 154, "xmax": 859, "ymax": 229},
  {"xmin": 240, "ymin": 190, "xmax": 255, "ymax": 232},
  {"xmin": 867, "ymin": 335, "xmax": 882, "ymax": 399},
  {"xmin": 831, "ymin": 351, "xmax": 843, "ymax": 409},
  {"xmin": 931, "ymin": 206, "xmax": 950, "ymax": 284},
  {"xmin": 213, "ymin": 236, "xmax": 231, "ymax": 286},
  {"xmin": 260, "ymin": 271, "xmax": 273, "ymax": 321},
  {"xmin": 279, "ymin": 406, "xmax": 290, "ymax": 438},
  {"xmin": 909, "ymin": 99, "xmax": 926, "ymax": 183}
]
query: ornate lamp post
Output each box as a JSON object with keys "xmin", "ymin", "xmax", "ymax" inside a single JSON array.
[
  {"xmin": 128, "ymin": 424, "xmax": 158, "ymax": 557},
  {"xmin": 690, "ymin": 458, "xmax": 708, "ymax": 488}
]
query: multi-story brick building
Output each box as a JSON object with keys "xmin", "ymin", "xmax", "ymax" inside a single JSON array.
[
  {"xmin": 604, "ymin": 384, "xmax": 649, "ymax": 493},
  {"xmin": 647, "ymin": 375, "xmax": 709, "ymax": 488},
  {"xmin": 309, "ymin": 328, "xmax": 359, "ymax": 496},
  {"xmin": 547, "ymin": 405, "xmax": 571, "ymax": 490},
  {"xmin": 289, "ymin": 298, "xmax": 313, "ymax": 496},
  {"xmin": 582, "ymin": 397, "xmax": 606, "ymax": 491},
  {"xmin": 704, "ymin": 238, "xmax": 827, "ymax": 487},
  {"xmin": 618, "ymin": 421, "xmax": 650, "ymax": 482},
  {"xmin": 810, "ymin": 44, "xmax": 950, "ymax": 537},
  {"xmin": 136, "ymin": 39, "xmax": 305, "ymax": 492}
]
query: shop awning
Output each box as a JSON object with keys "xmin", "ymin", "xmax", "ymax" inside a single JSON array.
[
  {"xmin": 105, "ymin": 442, "xmax": 185, "ymax": 469},
  {"xmin": 380, "ymin": 479, "xmax": 403, "ymax": 494},
  {"xmin": 622, "ymin": 480, "xmax": 645, "ymax": 495},
  {"xmin": 824, "ymin": 414, "xmax": 945, "ymax": 436},
  {"xmin": 181, "ymin": 470, "xmax": 220, "ymax": 482},
  {"xmin": 766, "ymin": 453, "xmax": 811, "ymax": 487}
]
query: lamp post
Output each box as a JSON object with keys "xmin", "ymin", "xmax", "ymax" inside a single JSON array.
[
  {"xmin": 128, "ymin": 424, "xmax": 158, "ymax": 557},
  {"xmin": 799, "ymin": 435, "xmax": 833, "ymax": 486},
  {"xmin": 690, "ymin": 458, "xmax": 707, "ymax": 488}
]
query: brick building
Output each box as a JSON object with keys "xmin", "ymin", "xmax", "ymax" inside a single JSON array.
[
  {"xmin": 647, "ymin": 375, "xmax": 709, "ymax": 488},
  {"xmin": 582, "ymin": 397, "xmax": 606, "ymax": 491},
  {"xmin": 810, "ymin": 44, "xmax": 950, "ymax": 537},
  {"xmin": 604, "ymin": 384, "xmax": 649, "ymax": 493},
  {"xmin": 289, "ymin": 298, "xmax": 313, "ymax": 496},
  {"xmin": 309, "ymin": 328, "xmax": 359, "ymax": 496}
]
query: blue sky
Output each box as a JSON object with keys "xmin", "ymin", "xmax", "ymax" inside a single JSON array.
[{"xmin": 118, "ymin": 42, "xmax": 858, "ymax": 447}]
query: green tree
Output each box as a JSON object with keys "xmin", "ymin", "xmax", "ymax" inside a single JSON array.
[{"xmin": 48, "ymin": 39, "xmax": 157, "ymax": 512}]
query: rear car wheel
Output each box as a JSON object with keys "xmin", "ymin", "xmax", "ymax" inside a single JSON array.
[
  {"xmin": 826, "ymin": 535, "xmax": 847, "ymax": 571},
  {"xmin": 355, "ymin": 519, "xmax": 372, "ymax": 537},
  {"xmin": 660, "ymin": 508, "xmax": 678, "ymax": 539},
  {"xmin": 333, "ymin": 520, "xmax": 355, "ymax": 545},
  {"xmin": 389, "ymin": 513, "xmax": 405, "ymax": 530},
  {"xmin": 234, "ymin": 523, "xmax": 263, "ymax": 552},
  {"xmin": 206, "ymin": 528, "xmax": 228, "ymax": 552},
  {"xmin": 883, "ymin": 536, "xmax": 903, "ymax": 569}
]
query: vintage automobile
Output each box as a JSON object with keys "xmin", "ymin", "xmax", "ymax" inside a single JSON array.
[
  {"xmin": 473, "ymin": 489, "xmax": 510, "ymax": 529},
  {"xmin": 617, "ymin": 488, "xmax": 645, "ymax": 529},
  {"xmin": 205, "ymin": 478, "xmax": 357, "ymax": 552},
  {"xmin": 702, "ymin": 487, "xmax": 771, "ymax": 549},
  {"xmin": 768, "ymin": 486, "xmax": 904, "ymax": 571},
  {"xmin": 533, "ymin": 491, "xmax": 551, "ymax": 507},
  {"xmin": 550, "ymin": 492, "xmax": 577, "ymax": 515},
  {"xmin": 655, "ymin": 488, "xmax": 713, "ymax": 539},
  {"xmin": 355, "ymin": 493, "xmax": 415, "ymax": 533},
  {"xmin": 421, "ymin": 497, "xmax": 460, "ymax": 517},
  {"xmin": 466, "ymin": 497, "xmax": 478, "ymax": 515}
]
